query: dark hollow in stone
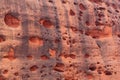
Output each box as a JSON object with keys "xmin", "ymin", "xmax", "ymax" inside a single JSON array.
[
  {"xmin": 84, "ymin": 53, "xmax": 90, "ymax": 58},
  {"xmin": 4, "ymin": 13, "xmax": 20, "ymax": 28},
  {"xmin": 104, "ymin": 70, "xmax": 112, "ymax": 75},
  {"xmin": 48, "ymin": 0, "xmax": 53, "ymax": 3},
  {"xmin": 30, "ymin": 65, "xmax": 39, "ymax": 71},
  {"xmin": 88, "ymin": 64, "xmax": 96, "ymax": 71}
]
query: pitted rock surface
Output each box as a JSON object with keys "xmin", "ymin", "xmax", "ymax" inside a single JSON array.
[{"xmin": 0, "ymin": 0, "xmax": 120, "ymax": 80}]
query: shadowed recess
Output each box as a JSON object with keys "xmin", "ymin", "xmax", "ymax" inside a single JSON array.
[{"xmin": 4, "ymin": 13, "xmax": 20, "ymax": 28}]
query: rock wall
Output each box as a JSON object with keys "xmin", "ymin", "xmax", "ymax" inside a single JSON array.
[{"xmin": 0, "ymin": 0, "xmax": 120, "ymax": 80}]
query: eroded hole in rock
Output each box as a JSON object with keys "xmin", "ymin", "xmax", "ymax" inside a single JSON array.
[
  {"xmin": 69, "ymin": 9, "xmax": 75, "ymax": 16},
  {"xmin": 112, "ymin": 3, "xmax": 117, "ymax": 9},
  {"xmin": 14, "ymin": 72, "xmax": 19, "ymax": 76},
  {"xmin": 104, "ymin": 70, "xmax": 112, "ymax": 75},
  {"xmin": 117, "ymin": 34, "xmax": 120, "ymax": 38},
  {"xmin": 40, "ymin": 55, "xmax": 49, "ymax": 60},
  {"xmin": 39, "ymin": 19, "xmax": 53, "ymax": 28},
  {"xmin": 41, "ymin": 65, "xmax": 47, "ymax": 69},
  {"xmin": 84, "ymin": 53, "xmax": 90, "ymax": 58},
  {"xmin": 59, "ymin": 53, "xmax": 76, "ymax": 59},
  {"xmin": 53, "ymin": 63, "xmax": 65, "ymax": 72},
  {"xmin": 97, "ymin": 70, "xmax": 102, "ymax": 74},
  {"xmin": 88, "ymin": 64, "xmax": 96, "ymax": 71},
  {"xmin": 98, "ymin": 7, "xmax": 106, "ymax": 10},
  {"xmin": 64, "ymin": 54, "xmax": 68, "ymax": 58},
  {"xmin": 48, "ymin": 0, "xmax": 53, "ymax": 3},
  {"xmin": 68, "ymin": 54, "xmax": 76, "ymax": 59},
  {"xmin": 98, "ymin": 13, "xmax": 105, "ymax": 17},
  {"xmin": 62, "ymin": 35, "xmax": 68, "ymax": 40},
  {"xmin": 3, "ymin": 48, "xmax": 16, "ymax": 61},
  {"xmin": 70, "ymin": 26, "xmax": 78, "ymax": 33},
  {"xmin": 74, "ymin": 2, "xmax": 78, "ymax": 5},
  {"xmin": 30, "ymin": 65, "xmax": 38, "ymax": 71},
  {"xmin": 97, "ymin": 62, "xmax": 100, "ymax": 64},
  {"xmin": 4, "ymin": 13, "xmax": 20, "ymax": 28},
  {"xmin": 79, "ymin": 11, "xmax": 83, "ymax": 16},
  {"xmin": 67, "ymin": 40, "xmax": 71, "ymax": 45},
  {"xmin": 114, "ymin": 72, "xmax": 117, "ymax": 74},
  {"xmin": 115, "ymin": 10, "xmax": 119, "ymax": 13},
  {"xmin": 54, "ymin": 39, "xmax": 61, "ymax": 43},
  {"xmin": 3, "ymin": 70, "xmax": 8, "ymax": 74},
  {"xmin": 29, "ymin": 36, "xmax": 43, "ymax": 46},
  {"xmin": 0, "ymin": 35, "xmax": 5, "ymax": 43},
  {"xmin": 79, "ymin": 3, "xmax": 86, "ymax": 10},
  {"xmin": 26, "ymin": 55, "xmax": 33, "ymax": 60},
  {"xmin": 61, "ymin": 0, "xmax": 67, "ymax": 4},
  {"xmin": 11, "ymin": 67, "xmax": 14, "ymax": 70},
  {"xmin": 17, "ymin": 33, "xmax": 20, "ymax": 36}
]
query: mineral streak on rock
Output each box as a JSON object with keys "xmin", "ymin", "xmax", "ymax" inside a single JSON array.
[{"xmin": 0, "ymin": 0, "xmax": 120, "ymax": 80}]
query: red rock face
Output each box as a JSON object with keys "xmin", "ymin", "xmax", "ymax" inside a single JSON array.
[{"xmin": 0, "ymin": 0, "xmax": 120, "ymax": 80}]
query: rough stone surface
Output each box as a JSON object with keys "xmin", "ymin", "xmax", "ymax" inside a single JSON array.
[{"xmin": 0, "ymin": 0, "xmax": 120, "ymax": 80}]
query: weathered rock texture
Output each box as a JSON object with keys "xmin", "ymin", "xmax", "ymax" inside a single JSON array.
[{"xmin": 0, "ymin": 0, "xmax": 120, "ymax": 80}]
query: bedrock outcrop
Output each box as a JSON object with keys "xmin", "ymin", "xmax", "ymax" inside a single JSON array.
[{"xmin": 0, "ymin": 0, "xmax": 120, "ymax": 80}]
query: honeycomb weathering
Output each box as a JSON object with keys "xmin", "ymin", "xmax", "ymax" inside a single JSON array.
[{"xmin": 0, "ymin": 0, "xmax": 120, "ymax": 80}]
